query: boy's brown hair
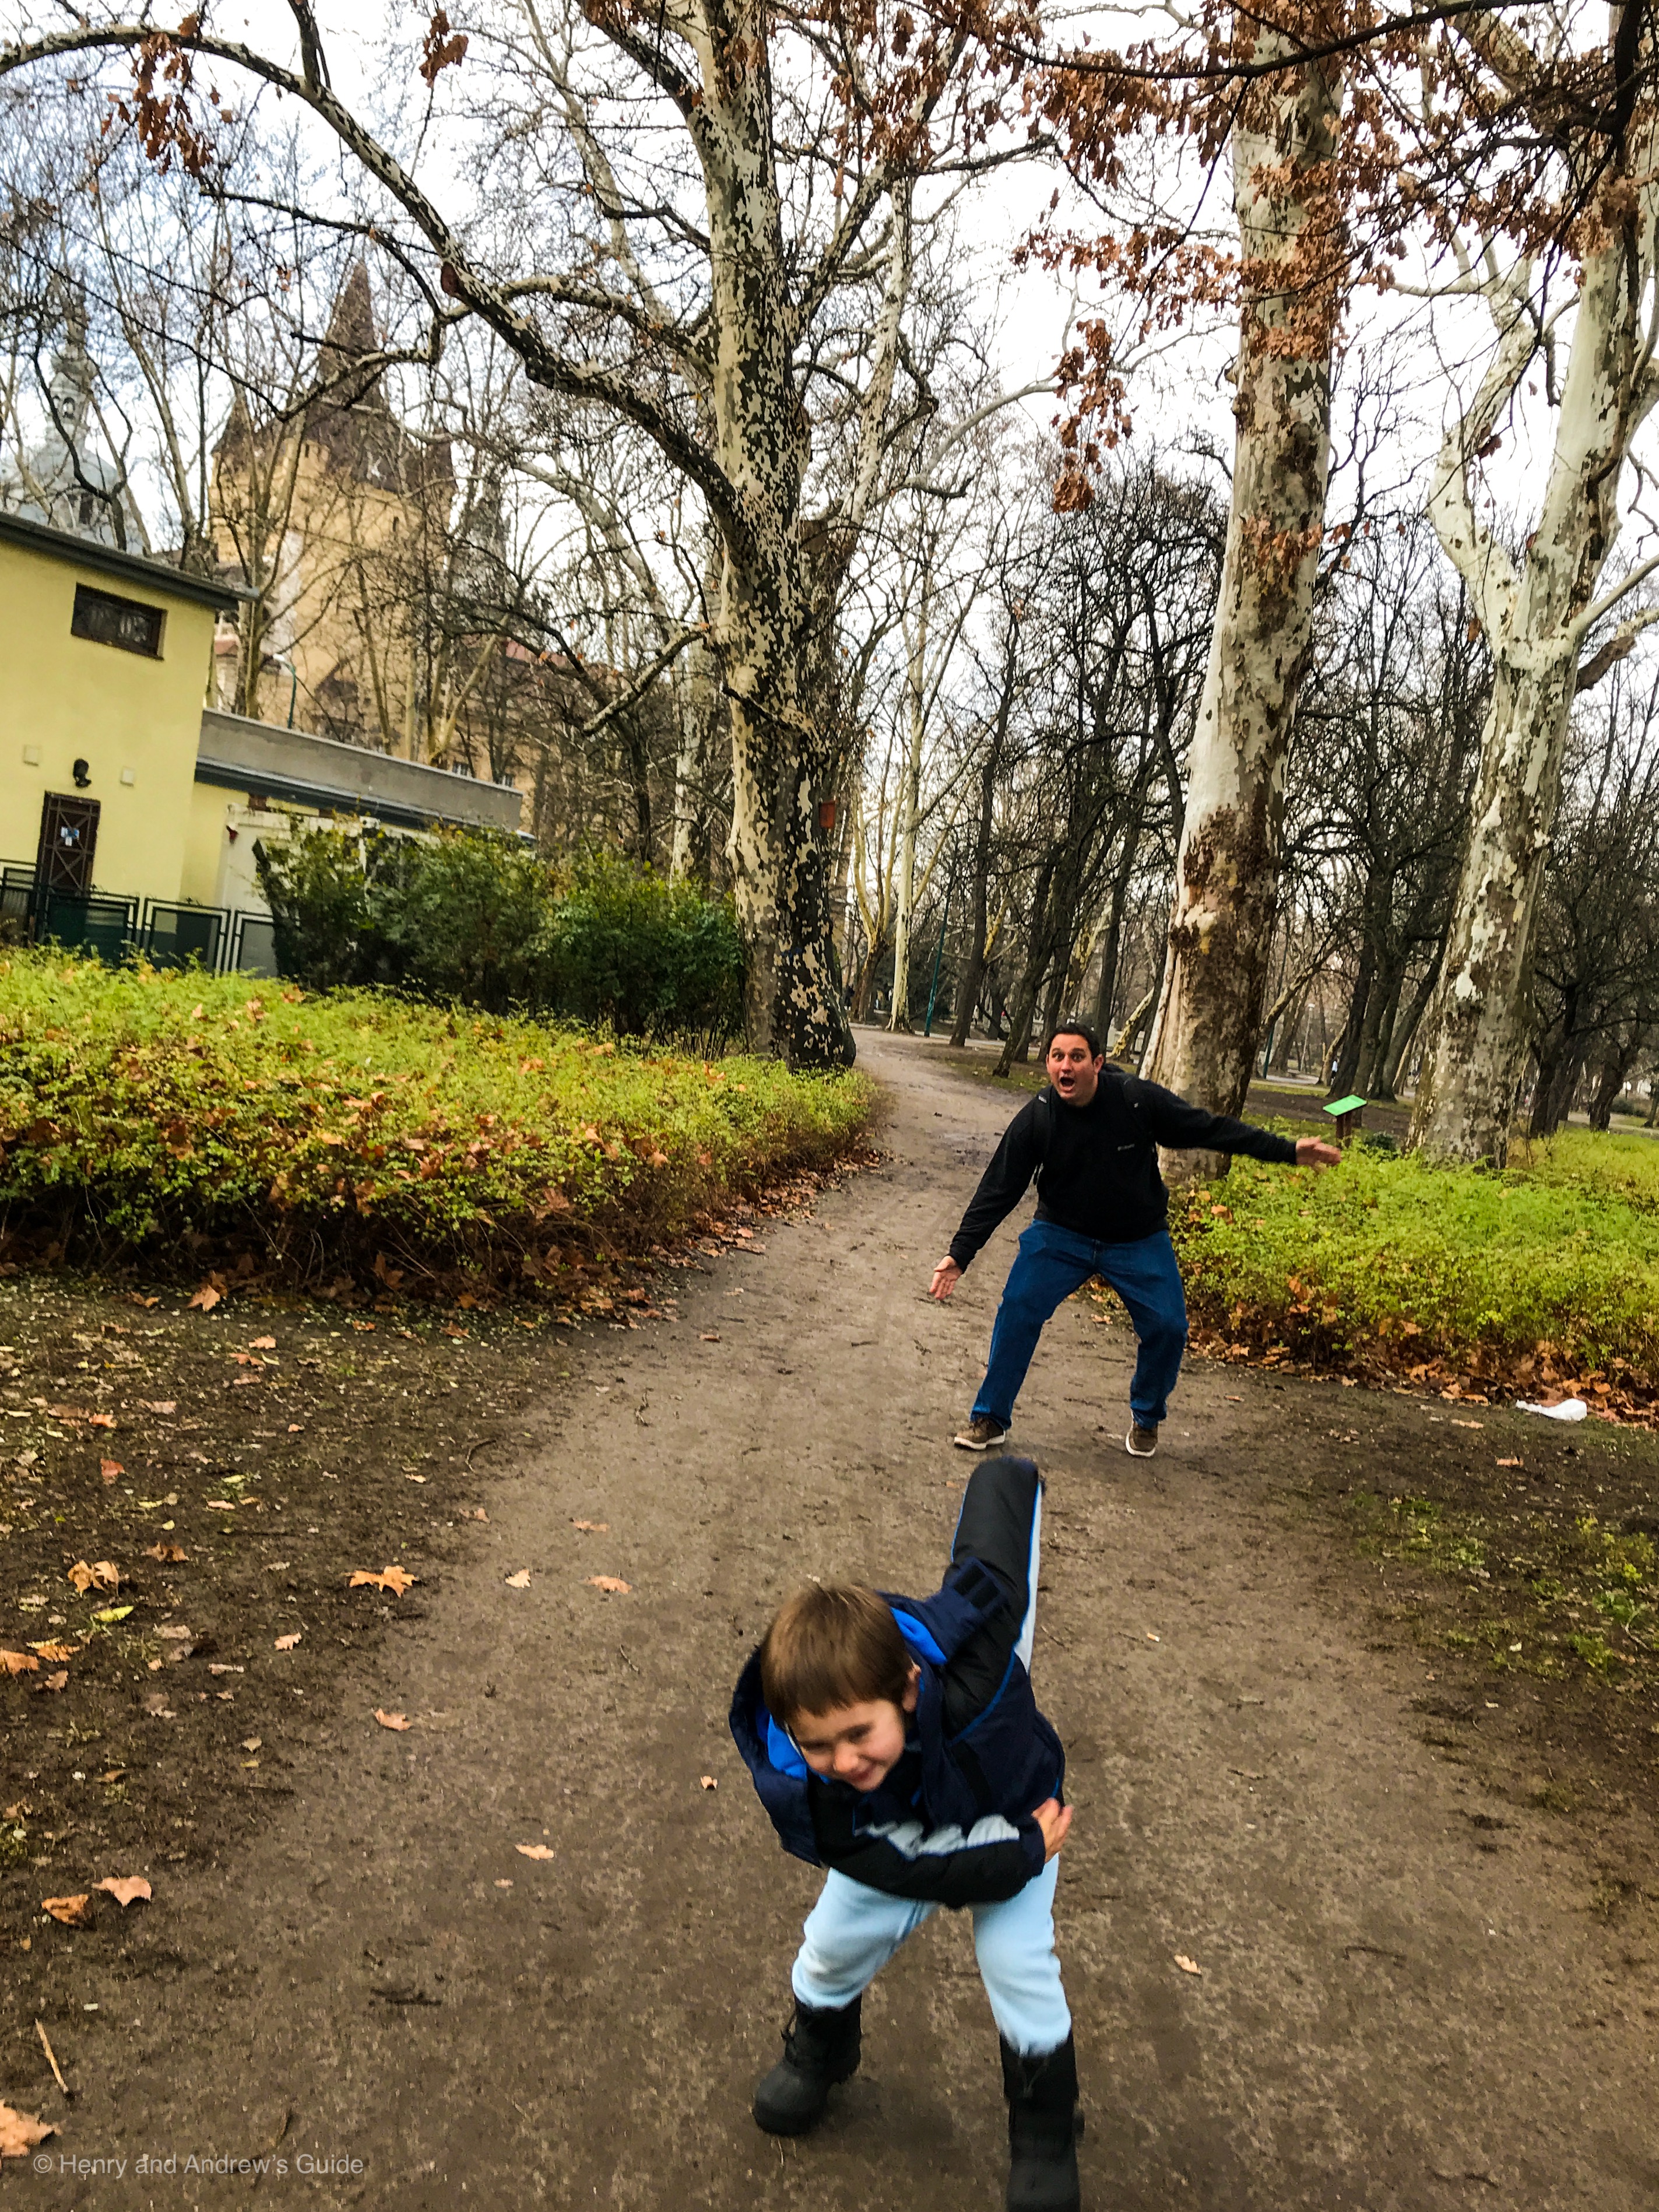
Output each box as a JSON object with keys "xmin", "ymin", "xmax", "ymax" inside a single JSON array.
[{"xmin": 759, "ymin": 1583, "xmax": 912, "ymax": 1725}]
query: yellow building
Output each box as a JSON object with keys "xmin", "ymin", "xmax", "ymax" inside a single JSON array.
[
  {"xmin": 0, "ymin": 509, "xmax": 237, "ymax": 935},
  {"xmin": 1, "ymin": 507, "xmax": 523, "ymax": 971}
]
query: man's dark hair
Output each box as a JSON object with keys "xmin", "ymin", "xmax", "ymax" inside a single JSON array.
[
  {"xmin": 1043, "ymin": 1017, "xmax": 1102, "ymax": 1060},
  {"xmin": 760, "ymin": 1583, "xmax": 912, "ymax": 1724}
]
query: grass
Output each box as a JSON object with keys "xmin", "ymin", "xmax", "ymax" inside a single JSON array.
[
  {"xmin": 1172, "ymin": 1129, "xmax": 1659, "ymax": 1409},
  {"xmin": 0, "ymin": 953, "xmax": 874, "ymax": 1297}
]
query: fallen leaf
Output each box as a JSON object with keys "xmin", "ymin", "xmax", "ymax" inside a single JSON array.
[
  {"xmin": 91, "ymin": 1606, "xmax": 133, "ymax": 1624},
  {"xmin": 249, "ymin": 1336, "xmax": 277, "ymax": 1350},
  {"xmin": 100, "ymin": 1459, "xmax": 124, "ymax": 1484},
  {"xmin": 1145, "ymin": 1631, "xmax": 1161, "ymax": 1643},
  {"xmin": 1496, "ymin": 1457, "xmax": 1522, "ymax": 1469},
  {"xmin": 241, "ymin": 1737, "xmax": 262, "ymax": 1751},
  {"xmin": 274, "ymin": 1632, "xmax": 301, "ymax": 1651},
  {"xmin": 88, "ymin": 1412, "xmax": 116, "ymax": 1431},
  {"xmin": 0, "ymin": 1651, "xmax": 40, "ymax": 1676},
  {"xmin": 494, "ymin": 1877, "xmax": 513, "ymax": 1888},
  {"xmin": 374, "ymin": 1709, "xmax": 412, "ymax": 1732},
  {"xmin": 699, "ymin": 1775, "xmax": 718, "ymax": 1790},
  {"xmin": 0, "ymin": 2101, "xmax": 55, "ymax": 2161},
  {"xmin": 585, "ymin": 1575, "xmax": 631, "ymax": 1594},
  {"xmin": 141, "ymin": 1399, "xmax": 177, "ymax": 1414},
  {"xmin": 504, "ymin": 1569, "xmax": 532, "ymax": 1589},
  {"xmin": 442, "ymin": 1323, "xmax": 469, "ymax": 1340},
  {"xmin": 349, "ymin": 1567, "xmax": 416, "ymax": 1596},
  {"xmin": 144, "ymin": 1543, "xmax": 188, "ymax": 1563},
  {"xmin": 466, "ymin": 1507, "xmax": 488, "ymax": 1521},
  {"xmin": 1449, "ymin": 1417, "xmax": 1482, "ymax": 1430},
  {"xmin": 36, "ymin": 1670, "xmax": 68, "ymax": 1693},
  {"xmin": 42, "ymin": 1894, "xmax": 90, "ymax": 1926},
  {"xmin": 27, "ymin": 1642, "xmax": 78, "ymax": 1662},
  {"xmin": 189, "ymin": 1283, "xmax": 223, "ymax": 1312},
  {"xmin": 1174, "ymin": 1954, "xmax": 1203, "ymax": 1975},
  {"xmin": 67, "ymin": 1559, "xmax": 119, "ymax": 1594},
  {"xmin": 205, "ymin": 1499, "xmax": 236, "ymax": 1511},
  {"xmin": 94, "ymin": 1876, "xmax": 151, "ymax": 1908},
  {"xmin": 515, "ymin": 1843, "xmax": 555, "ymax": 1862},
  {"xmin": 699, "ymin": 1332, "xmax": 720, "ymax": 1342},
  {"xmin": 571, "ymin": 1519, "xmax": 610, "ymax": 1533}
]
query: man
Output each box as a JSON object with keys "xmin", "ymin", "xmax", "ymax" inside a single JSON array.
[{"xmin": 930, "ymin": 1020, "xmax": 1340, "ymax": 1458}]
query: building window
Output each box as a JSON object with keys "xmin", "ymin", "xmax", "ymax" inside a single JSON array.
[{"xmin": 71, "ymin": 584, "xmax": 165, "ymax": 658}]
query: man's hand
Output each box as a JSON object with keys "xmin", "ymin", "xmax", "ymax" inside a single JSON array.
[
  {"xmin": 1031, "ymin": 1797, "xmax": 1073, "ymax": 1862},
  {"xmin": 1296, "ymin": 1136, "xmax": 1342, "ymax": 1168},
  {"xmin": 929, "ymin": 1256, "xmax": 962, "ymax": 1301}
]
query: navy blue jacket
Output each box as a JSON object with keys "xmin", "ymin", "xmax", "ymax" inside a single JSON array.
[{"xmin": 730, "ymin": 1456, "xmax": 1063, "ymax": 1908}]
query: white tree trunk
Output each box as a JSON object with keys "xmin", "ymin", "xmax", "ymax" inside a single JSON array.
[
  {"xmin": 1412, "ymin": 161, "xmax": 1659, "ymax": 1159},
  {"xmin": 1143, "ymin": 40, "xmax": 1344, "ymax": 1157},
  {"xmin": 888, "ymin": 553, "xmax": 931, "ymax": 1031}
]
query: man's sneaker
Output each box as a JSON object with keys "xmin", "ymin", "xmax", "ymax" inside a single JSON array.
[
  {"xmin": 753, "ymin": 1997, "xmax": 861, "ymax": 2135},
  {"xmin": 1124, "ymin": 1421, "xmax": 1159, "ymax": 1458},
  {"xmin": 954, "ymin": 1416, "xmax": 1010, "ymax": 1451}
]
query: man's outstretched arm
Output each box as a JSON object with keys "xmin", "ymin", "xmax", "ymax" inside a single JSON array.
[
  {"xmin": 1134, "ymin": 1080, "xmax": 1340, "ymax": 1167},
  {"xmin": 929, "ymin": 1100, "xmax": 1043, "ymax": 1300}
]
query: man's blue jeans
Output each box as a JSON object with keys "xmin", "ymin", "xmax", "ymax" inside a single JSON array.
[{"xmin": 972, "ymin": 1220, "xmax": 1188, "ymax": 1431}]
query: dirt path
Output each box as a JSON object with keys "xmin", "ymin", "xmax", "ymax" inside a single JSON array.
[{"xmin": 15, "ymin": 1031, "xmax": 1658, "ymax": 2211}]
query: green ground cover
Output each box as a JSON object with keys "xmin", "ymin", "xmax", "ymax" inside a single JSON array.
[
  {"xmin": 1173, "ymin": 1128, "xmax": 1659, "ymax": 1406},
  {"xmin": 0, "ymin": 954, "xmax": 873, "ymax": 1296}
]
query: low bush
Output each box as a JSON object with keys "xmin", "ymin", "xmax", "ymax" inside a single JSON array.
[
  {"xmin": 255, "ymin": 827, "xmax": 744, "ymax": 1047},
  {"xmin": 0, "ymin": 953, "xmax": 872, "ymax": 1297},
  {"xmin": 1170, "ymin": 1132, "xmax": 1659, "ymax": 1407}
]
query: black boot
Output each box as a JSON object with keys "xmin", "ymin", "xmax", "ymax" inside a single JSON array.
[
  {"xmin": 752, "ymin": 1996, "xmax": 862, "ymax": 2135},
  {"xmin": 1001, "ymin": 2034, "xmax": 1081, "ymax": 2212}
]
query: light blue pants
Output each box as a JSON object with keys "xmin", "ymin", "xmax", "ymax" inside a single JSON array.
[{"xmin": 791, "ymin": 1858, "xmax": 1070, "ymax": 2056}]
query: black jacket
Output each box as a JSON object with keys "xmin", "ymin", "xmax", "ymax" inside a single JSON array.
[
  {"xmin": 730, "ymin": 1456, "xmax": 1063, "ymax": 1908},
  {"xmin": 948, "ymin": 1066, "xmax": 1299, "ymax": 1269}
]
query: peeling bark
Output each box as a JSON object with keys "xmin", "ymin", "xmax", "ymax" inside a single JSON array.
[
  {"xmin": 1413, "ymin": 146, "xmax": 1659, "ymax": 1158},
  {"xmin": 1143, "ymin": 40, "xmax": 1344, "ymax": 1166}
]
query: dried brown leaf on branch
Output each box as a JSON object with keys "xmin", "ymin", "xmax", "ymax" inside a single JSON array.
[
  {"xmin": 349, "ymin": 1567, "xmax": 417, "ymax": 1595},
  {"xmin": 94, "ymin": 1875, "xmax": 152, "ymax": 1908}
]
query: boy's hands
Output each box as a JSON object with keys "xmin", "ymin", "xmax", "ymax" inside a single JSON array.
[{"xmin": 1032, "ymin": 1797, "xmax": 1073, "ymax": 1862}]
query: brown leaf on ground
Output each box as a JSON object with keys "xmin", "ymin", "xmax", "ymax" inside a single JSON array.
[
  {"xmin": 274, "ymin": 1632, "xmax": 301, "ymax": 1651},
  {"xmin": 504, "ymin": 1569, "xmax": 532, "ymax": 1588},
  {"xmin": 1496, "ymin": 1456, "xmax": 1523, "ymax": 1469},
  {"xmin": 1, "ymin": 1650, "xmax": 40, "ymax": 1675},
  {"xmin": 67, "ymin": 1559, "xmax": 119, "ymax": 1594},
  {"xmin": 699, "ymin": 1332, "xmax": 720, "ymax": 1342},
  {"xmin": 36, "ymin": 1670, "xmax": 68, "ymax": 1693},
  {"xmin": 189, "ymin": 1282, "xmax": 223, "ymax": 1311},
  {"xmin": 1174, "ymin": 1954, "xmax": 1204, "ymax": 1975},
  {"xmin": 699, "ymin": 1775, "xmax": 718, "ymax": 1790},
  {"xmin": 515, "ymin": 1843, "xmax": 555, "ymax": 1861},
  {"xmin": 249, "ymin": 1336, "xmax": 277, "ymax": 1350},
  {"xmin": 0, "ymin": 2102, "xmax": 56, "ymax": 2161},
  {"xmin": 100, "ymin": 1458, "xmax": 124, "ymax": 1484},
  {"xmin": 94, "ymin": 1875, "xmax": 152, "ymax": 1908},
  {"xmin": 88, "ymin": 1412, "xmax": 116, "ymax": 1430},
  {"xmin": 374, "ymin": 1709, "xmax": 412, "ymax": 1731},
  {"xmin": 27, "ymin": 1642, "xmax": 78, "ymax": 1662},
  {"xmin": 141, "ymin": 1399, "xmax": 177, "ymax": 1414},
  {"xmin": 144, "ymin": 1543, "xmax": 188, "ymax": 1563},
  {"xmin": 584, "ymin": 1575, "xmax": 631, "ymax": 1594},
  {"xmin": 42, "ymin": 1895, "xmax": 91, "ymax": 1925},
  {"xmin": 349, "ymin": 1567, "xmax": 416, "ymax": 1595},
  {"xmin": 571, "ymin": 1519, "xmax": 609, "ymax": 1533}
]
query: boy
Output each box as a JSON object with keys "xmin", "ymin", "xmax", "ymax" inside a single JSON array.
[{"xmin": 729, "ymin": 1455, "xmax": 1081, "ymax": 2212}]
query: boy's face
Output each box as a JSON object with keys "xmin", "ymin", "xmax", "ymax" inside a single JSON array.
[
  {"xmin": 1046, "ymin": 1031, "xmax": 1103, "ymax": 1106},
  {"xmin": 789, "ymin": 1666, "xmax": 920, "ymax": 1793}
]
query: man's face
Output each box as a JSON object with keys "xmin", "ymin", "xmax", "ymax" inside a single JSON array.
[
  {"xmin": 789, "ymin": 1668, "xmax": 919, "ymax": 1793},
  {"xmin": 1046, "ymin": 1032, "xmax": 1104, "ymax": 1106}
]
